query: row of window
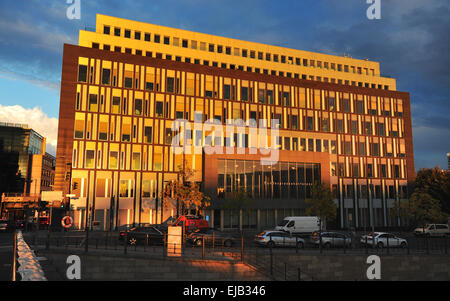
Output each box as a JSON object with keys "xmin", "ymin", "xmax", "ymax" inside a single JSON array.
[
  {"xmin": 77, "ymin": 64, "xmax": 403, "ymax": 121},
  {"xmin": 74, "ymin": 110, "xmax": 407, "ymax": 160},
  {"xmin": 341, "ymin": 184, "xmax": 408, "ymax": 199},
  {"xmin": 331, "ymin": 161, "xmax": 407, "ymax": 179},
  {"xmin": 217, "ymin": 159, "xmax": 320, "ymax": 200},
  {"xmin": 101, "ymin": 25, "xmax": 378, "ymax": 77},
  {"xmin": 91, "ymin": 42, "xmax": 390, "ymax": 90}
]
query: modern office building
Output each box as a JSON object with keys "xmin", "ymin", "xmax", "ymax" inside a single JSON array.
[
  {"xmin": 0, "ymin": 123, "xmax": 47, "ymax": 219},
  {"xmin": 447, "ymin": 153, "xmax": 450, "ymax": 171},
  {"xmin": 41, "ymin": 152, "xmax": 56, "ymax": 192},
  {"xmin": 55, "ymin": 14, "xmax": 415, "ymax": 230}
]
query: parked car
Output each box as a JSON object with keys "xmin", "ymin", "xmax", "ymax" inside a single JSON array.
[
  {"xmin": 118, "ymin": 223, "xmax": 167, "ymax": 240},
  {"xmin": 0, "ymin": 220, "xmax": 11, "ymax": 232},
  {"xmin": 15, "ymin": 220, "xmax": 25, "ymax": 230},
  {"xmin": 117, "ymin": 223, "xmax": 151, "ymax": 232},
  {"xmin": 38, "ymin": 216, "xmax": 50, "ymax": 229},
  {"xmin": 186, "ymin": 228, "xmax": 237, "ymax": 247},
  {"xmin": 254, "ymin": 230, "xmax": 305, "ymax": 248},
  {"xmin": 120, "ymin": 226, "xmax": 165, "ymax": 246},
  {"xmin": 275, "ymin": 216, "xmax": 320, "ymax": 235},
  {"xmin": 360, "ymin": 232, "xmax": 408, "ymax": 248},
  {"xmin": 172, "ymin": 215, "xmax": 209, "ymax": 233},
  {"xmin": 311, "ymin": 232, "xmax": 352, "ymax": 248},
  {"xmin": 414, "ymin": 224, "xmax": 450, "ymax": 237}
]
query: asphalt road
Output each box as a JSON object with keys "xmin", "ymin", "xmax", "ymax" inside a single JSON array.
[{"xmin": 0, "ymin": 232, "xmax": 14, "ymax": 281}]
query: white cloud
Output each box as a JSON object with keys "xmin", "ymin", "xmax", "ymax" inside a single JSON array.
[{"xmin": 0, "ymin": 105, "xmax": 58, "ymax": 156}]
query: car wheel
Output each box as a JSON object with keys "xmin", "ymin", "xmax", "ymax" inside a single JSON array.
[
  {"xmin": 267, "ymin": 241, "xmax": 275, "ymax": 248},
  {"xmin": 224, "ymin": 240, "xmax": 233, "ymax": 247},
  {"xmin": 296, "ymin": 241, "xmax": 304, "ymax": 249},
  {"xmin": 324, "ymin": 242, "xmax": 331, "ymax": 249},
  {"xmin": 377, "ymin": 242, "xmax": 384, "ymax": 249},
  {"xmin": 128, "ymin": 237, "xmax": 137, "ymax": 245},
  {"xmin": 400, "ymin": 242, "xmax": 407, "ymax": 249}
]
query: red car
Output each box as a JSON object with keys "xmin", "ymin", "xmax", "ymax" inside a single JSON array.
[
  {"xmin": 173, "ymin": 215, "xmax": 209, "ymax": 233},
  {"xmin": 38, "ymin": 216, "xmax": 50, "ymax": 229}
]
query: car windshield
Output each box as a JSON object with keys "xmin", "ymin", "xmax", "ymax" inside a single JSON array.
[{"xmin": 277, "ymin": 220, "xmax": 289, "ymax": 227}]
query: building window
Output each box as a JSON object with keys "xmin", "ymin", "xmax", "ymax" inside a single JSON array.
[
  {"xmin": 78, "ymin": 65, "xmax": 87, "ymax": 82},
  {"xmin": 85, "ymin": 150, "xmax": 95, "ymax": 168},
  {"xmin": 102, "ymin": 68, "xmax": 110, "ymax": 85},
  {"xmin": 114, "ymin": 27, "xmax": 120, "ymax": 36},
  {"xmin": 144, "ymin": 33, "xmax": 151, "ymax": 41},
  {"xmin": 134, "ymin": 99, "xmax": 142, "ymax": 115},
  {"xmin": 144, "ymin": 126, "xmax": 153, "ymax": 143},
  {"xmin": 154, "ymin": 34, "xmax": 160, "ymax": 43},
  {"xmin": 156, "ymin": 101, "xmax": 164, "ymax": 117}
]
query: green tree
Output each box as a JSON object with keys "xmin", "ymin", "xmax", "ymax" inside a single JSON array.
[
  {"xmin": 401, "ymin": 190, "xmax": 447, "ymax": 226},
  {"xmin": 305, "ymin": 183, "xmax": 337, "ymax": 229},
  {"xmin": 162, "ymin": 165, "xmax": 210, "ymax": 217},
  {"xmin": 414, "ymin": 167, "xmax": 450, "ymax": 214},
  {"xmin": 222, "ymin": 188, "xmax": 254, "ymax": 211}
]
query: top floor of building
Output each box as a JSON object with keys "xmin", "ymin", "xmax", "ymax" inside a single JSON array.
[
  {"xmin": 0, "ymin": 122, "xmax": 45, "ymax": 155},
  {"xmin": 78, "ymin": 14, "xmax": 396, "ymax": 91}
]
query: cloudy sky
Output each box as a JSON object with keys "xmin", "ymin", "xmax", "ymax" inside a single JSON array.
[{"xmin": 0, "ymin": 0, "xmax": 448, "ymax": 170}]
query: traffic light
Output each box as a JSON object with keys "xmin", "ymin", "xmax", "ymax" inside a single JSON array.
[{"xmin": 38, "ymin": 200, "xmax": 48, "ymax": 210}]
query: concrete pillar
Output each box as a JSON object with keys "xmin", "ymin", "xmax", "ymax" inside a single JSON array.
[
  {"xmin": 257, "ymin": 209, "xmax": 260, "ymax": 231},
  {"xmin": 239, "ymin": 209, "xmax": 243, "ymax": 231}
]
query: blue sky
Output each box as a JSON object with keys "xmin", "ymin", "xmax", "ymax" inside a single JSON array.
[{"xmin": 0, "ymin": 0, "xmax": 449, "ymax": 170}]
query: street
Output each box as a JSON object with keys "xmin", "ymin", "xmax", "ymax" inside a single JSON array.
[{"xmin": 0, "ymin": 232, "xmax": 14, "ymax": 281}]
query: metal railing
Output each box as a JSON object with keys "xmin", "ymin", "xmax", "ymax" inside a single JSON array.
[
  {"xmin": 27, "ymin": 230, "xmax": 450, "ymax": 281},
  {"xmin": 11, "ymin": 230, "xmax": 17, "ymax": 281}
]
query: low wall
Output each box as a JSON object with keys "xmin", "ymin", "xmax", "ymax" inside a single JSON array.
[
  {"xmin": 261, "ymin": 253, "xmax": 450, "ymax": 281},
  {"xmin": 37, "ymin": 250, "xmax": 269, "ymax": 281}
]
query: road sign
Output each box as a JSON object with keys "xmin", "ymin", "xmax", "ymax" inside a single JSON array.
[{"xmin": 41, "ymin": 191, "xmax": 63, "ymax": 201}]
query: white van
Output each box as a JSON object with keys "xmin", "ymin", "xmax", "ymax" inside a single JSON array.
[{"xmin": 275, "ymin": 216, "xmax": 321, "ymax": 235}]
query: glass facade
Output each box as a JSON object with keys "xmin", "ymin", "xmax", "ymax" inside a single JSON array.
[{"xmin": 217, "ymin": 159, "xmax": 320, "ymax": 200}]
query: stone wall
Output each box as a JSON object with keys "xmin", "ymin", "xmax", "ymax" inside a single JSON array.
[
  {"xmin": 250, "ymin": 253, "xmax": 450, "ymax": 281},
  {"xmin": 38, "ymin": 250, "xmax": 269, "ymax": 281}
]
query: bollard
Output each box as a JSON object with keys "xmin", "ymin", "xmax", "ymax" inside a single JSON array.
[
  {"xmin": 386, "ymin": 236, "xmax": 389, "ymax": 255},
  {"xmin": 445, "ymin": 236, "xmax": 448, "ymax": 255},
  {"xmin": 426, "ymin": 235, "xmax": 430, "ymax": 255},
  {"xmin": 270, "ymin": 244, "xmax": 273, "ymax": 276},
  {"xmin": 241, "ymin": 235, "xmax": 244, "ymax": 262},
  {"xmin": 96, "ymin": 238, "xmax": 99, "ymax": 249},
  {"xmin": 298, "ymin": 267, "xmax": 301, "ymax": 281},
  {"xmin": 212, "ymin": 232, "xmax": 215, "ymax": 255},
  {"xmin": 85, "ymin": 228, "xmax": 89, "ymax": 253},
  {"xmin": 319, "ymin": 234, "xmax": 323, "ymax": 254},
  {"xmin": 163, "ymin": 233, "xmax": 167, "ymax": 258},
  {"xmin": 222, "ymin": 238, "xmax": 224, "ymax": 256},
  {"xmin": 343, "ymin": 237, "xmax": 346, "ymax": 254},
  {"xmin": 284, "ymin": 262, "xmax": 287, "ymax": 281},
  {"xmin": 296, "ymin": 236, "xmax": 298, "ymax": 254},
  {"xmin": 124, "ymin": 235, "xmax": 128, "ymax": 255},
  {"xmin": 407, "ymin": 238, "xmax": 410, "ymax": 255},
  {"xmin": 365, "ymin": 236, "xmax": 368, "ymax": 254},
  {"xmin": 202, "ymin": 235, "xmax": 205, "ymax": 259}
]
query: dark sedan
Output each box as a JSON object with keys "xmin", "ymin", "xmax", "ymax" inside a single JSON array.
[
  {"xmin": 186, "ymin": 228, "xmax": 237, "ymax": 247},
  {"xmin": 120, "ymin": 226, "xmax": 165, "ymax": 246}
]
